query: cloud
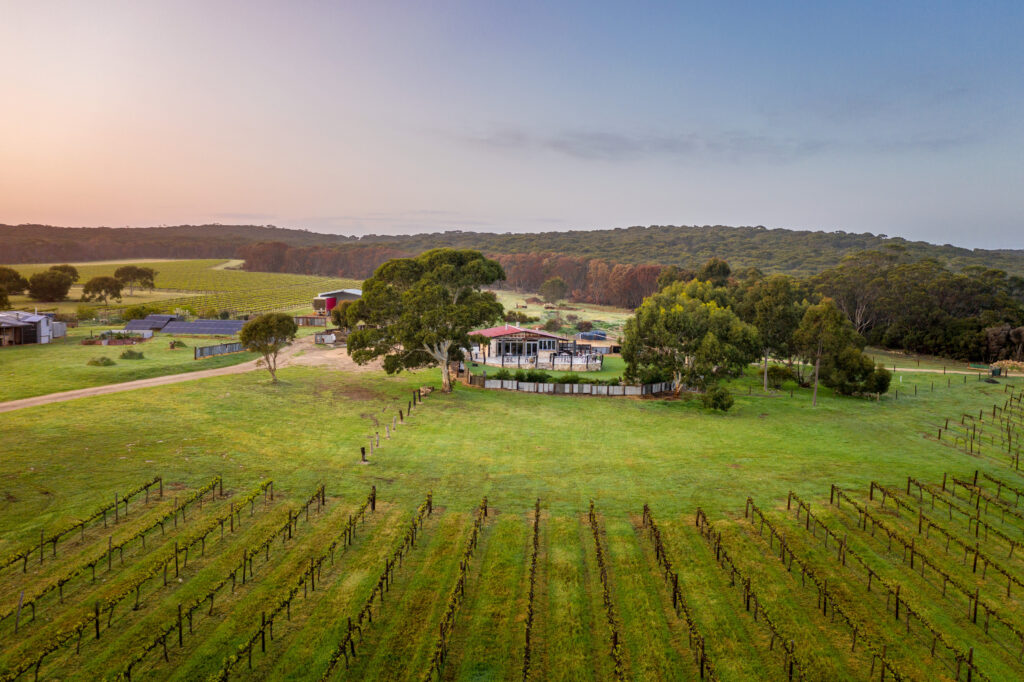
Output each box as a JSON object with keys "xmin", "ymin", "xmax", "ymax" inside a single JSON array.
[{"xmin": 464, "ymin": 127, "xmax": 829, "ymax": 163}]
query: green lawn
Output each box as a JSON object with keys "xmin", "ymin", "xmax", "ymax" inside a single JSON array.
[
  {"xmin": 1, "ymin": 360, "xmax": 1021, "ymax": 680},
  {"xmin": 0, "ymin": 327, "xmax": 256, "ymax": 401}
]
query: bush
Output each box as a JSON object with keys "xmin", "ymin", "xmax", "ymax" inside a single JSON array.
[
  {"xmin": 513, "ymin": 369, "xmax": 528, "ymax": 381},
  {"xmin": 566, "ymin": 314, "xmax": 578, "ymax": 322},
  {"xmin": 219, "ymin": 310, "xmax": 231, "ymax": 320},
  {"xmin": 701, "ymin": 386, "xmax": 734, "ymax": 411},
  {"xmin": 86, "ymin": 356, "xmax": 116, "ymax": 367},
  {"xmin": 122, "ymin": 304, "xmax": 159, "ymax": 321},
  {"xmin": 491, "ymin": 369, "xmax": 512, "ymax": 380},
  {"xmin": 201, "ymin": 308, "xmax": 220, "ymax": 319},
  {"xmin": 76, "ymin": 305, "xmax": 98, "ymax": 321},
  {"xmin": 119, "ymin": 349, "xmax": 145, "ymax": 360},
  {"xmin": 766, "ymin": 365, "xmax": 794, "ymax": 389},
  {"xmin": 543, "ymin": 318, "xmax": 562, "ymax": 332},
  {"xmin": 169, "ymin": 339, "xmax": 188, "ymax": 348},
  {"xmin": 556, "ymin": 374, "xmax": 580, "ymax": 384},
  {"xmin": 576, "ymin": 320, "xmax": 594, "ymax": 332},
  {"xmin": 525, "ymin": 369, "xmax": 550, "ymax": 383}
]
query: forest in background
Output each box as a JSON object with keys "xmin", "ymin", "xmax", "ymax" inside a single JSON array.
[{"xmin": 4, "ymin": 223, "xmax": 1024, "ymax": 278}]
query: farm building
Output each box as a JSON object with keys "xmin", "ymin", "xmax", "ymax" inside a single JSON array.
[
  {"xmin": 468, "ymin": 324, "xmax": 604, "ymax": 371},
  {"xmin": 313, "ymin": 288, "xmax": 362, "ymax": 314},
  {"xmin": 0, "ymin": 311, "xmax": 65, "ymax": 346}
]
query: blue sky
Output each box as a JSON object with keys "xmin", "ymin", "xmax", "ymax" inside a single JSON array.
[{"xmin": 1, "ymin": 1, "xmax": 1021, "ymax": 247}]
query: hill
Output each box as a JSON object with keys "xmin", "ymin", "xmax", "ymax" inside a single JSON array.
[{"xmin": 4, "ymin": 223, "xmax": 1024, "ymax": 278}]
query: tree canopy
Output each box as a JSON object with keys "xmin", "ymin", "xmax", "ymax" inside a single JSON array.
[
  {"xmin": 539, "ymin": 276, "xmax": 568, "ymax": 303},
  {"xmin": 81, "ymin": 276, "xmax": 124, "ymax": 304},
  {"xmin": 622, "ymin": 280, "xmax": 760, "ymax": 393},
  {"xmin": 345, "ymin": 249, "xmax": 505, "ymax": 393},
  {"xmin": 114, "ymin": 265, "xmax": 157, "ymax": 295},
  {"xmin": 49, "ymin": 264, "xmax": 79, "ymax": 283},
  {"xmin": 0, "ymin": 267, "xmax": 29, "ymax": 296},
  {"xmin": 27, "ymin": 269, "xmax": 74, "ymax": 301},
  {"xmin": 240, "ymin": 313, "xmax": 298, "ymax": 383}
]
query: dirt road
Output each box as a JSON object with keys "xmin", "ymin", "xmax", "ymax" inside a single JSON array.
[{"xmin": 0, "ymin": 337, "xmax": 382, "ymax": 414}]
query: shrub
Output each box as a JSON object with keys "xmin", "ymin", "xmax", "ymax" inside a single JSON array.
[
  {"xmin": 122, "ymin": 304, "xmax": 159, "ymax": 321},
  {"xmin": 76, "ymin": 305, "xmax": 98, "ymax": 321},
  {"xmin": 556, "ymin": 374, "xmax": 580, "ymax": 384},
  {"xmin": 525, "ymin": 369, "xmax": 550, "ymax": 383},
  {"xmin": 201, "ymin": 308, "xmax": 220, "ymax": 319},
  {"xmin": 491, "ymin": 368, "xmax": 512, "ymax": 380},
  {"xmin": 701, "ymin": 386, "xmax": 734, "ymax": 411},
  {"xmin": 566, "ymin": 314, "xmax": 578, "ymax": 322},
  {"xmin": 513, "ymin": 369, "xmax": 528, "ymax": 381},
  {"xmin": 218, "ymin": 310, "xmax": 231, "ymax": 320},
  {"xmin": 169, "ymin": 339, "xmax": 188, "ymax": 348},
  {"xmin": 767, "ymin": 365, "xmax": 794, "ymax": 389},
  {"xmin": 576, "ymin": 320, "xmax": 594, "ymax": 332},
  {"xmin": 119, "ymin": 349, "xmax": 145, "ymax": 360},
  {"xmin": 86, "ymin": 356, "xmax": 116, "ymax": 367},
  {"xmin": 543, "ymin": 318, "xmax": 562, "ymax": 332}
]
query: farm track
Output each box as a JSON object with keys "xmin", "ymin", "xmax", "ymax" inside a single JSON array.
[{"xmin": 0, "ymin": 338, "xmax": 384, "ymax": 415}]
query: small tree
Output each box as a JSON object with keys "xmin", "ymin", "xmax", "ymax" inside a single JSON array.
[
  {"xmin": 0, "ymin": 267, "xmax": 29, "ymax": 295},
  {"xmin": 240, "ymin": 313, "xmax": 297, "ymax": 383},
  {"xmin": 539, "ymin": 277, "xmax": 569, "ymax": 303},
  {"xmin": 82, "ymin": 276, "xmax": 124, "ymax": 304},
  {"xmin": 346, "ymin": 249, "xmax": 505, "ymax": 393},
  {"xmin": 794, "ymin": 299, "xmax": 858, "ymax": 407},
  {"xmin": 330, "ymin": 300, "xmax": 355, "ymax": 331},
  {"xmin": 0, "ymin": 286, "xmax": 8, "ymax": 309},
  {"xmin": 739, "ymin": 274, "xmax": 802, "ymax": 391},
  {"xmin": 576, "ymin": 320, "xmax": 593, "ymax": 332},
  {"xmin": 50, "ymin": 264, "xmax": 80, "ymax": 283},
  {"xmin": 28, "ymin": 269, "xmax": 74, "ymax": 301},
  {"xmin": 697, "ymin": 258, "xmax": 731, "ymax": 287},
  {"xmin": 114, "ymin": 266, "xmax": 157, "ymax": 296}
]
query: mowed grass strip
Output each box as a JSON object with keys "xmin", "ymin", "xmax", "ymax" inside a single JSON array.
[
  {"xmin": 341, "ymin": 510, "xmax": 469, "ymax": 681},
  {"xmin": 658, "ymin": 515, "xmax": 798, "ymax": 681},
  {"xmin": 604, "ymin": 515, "xmax": 690, "ymax": 679},
  {"xmin": 257, "ymin": 503, "xmax": 417, "ymax": 681},
  {"xmin": 534, "ymin": 514, "xmax": 600, "ymax": 682},
  {"xmin": 442, "ymin": 508, "xmax": 531, "ymax": 681}
]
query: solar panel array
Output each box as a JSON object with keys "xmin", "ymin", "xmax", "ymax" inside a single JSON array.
[
  {"xmin": 161, "ymin": 319, "xmax": 246, "ymax": 335},
  {"xmin": 124, "ymin": 315, "xmax": 179, "ymax": 331}
]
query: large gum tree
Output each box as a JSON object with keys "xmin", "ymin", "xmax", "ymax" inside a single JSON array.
[{"xmin": 345, "ymin": 249, "xmax": 505, "ymax": 392}]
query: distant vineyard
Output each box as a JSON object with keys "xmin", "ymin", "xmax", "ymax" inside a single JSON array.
[{"xmin": 8, "ymin": 259, "xmax": 360, "ymax": 316}]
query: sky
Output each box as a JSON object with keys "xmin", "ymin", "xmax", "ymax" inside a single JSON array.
[{"xmin": 1, "ymin": 1, "xmax": 1022, "ymax": 248}]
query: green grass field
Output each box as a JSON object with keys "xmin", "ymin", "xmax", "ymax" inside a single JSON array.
[
  {"xmin": 2, "ymin": 354, "xmax": 1022, "ymax": 680},
  {"xmin": 0, "ymin": 327, "xmax": 257, "ymax": 401}
]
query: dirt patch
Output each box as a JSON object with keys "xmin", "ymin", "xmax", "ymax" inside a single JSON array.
[
  {"xmin": 4, "ymin": 492, "xmax": 17, "ymax": 503},
  {"xmin": 360, "ymin": 412, "xmax": 380, "ymax": 427},
  {"xmin": 332, "ymin": 384, "xmax": 381, "ymax": 401}
]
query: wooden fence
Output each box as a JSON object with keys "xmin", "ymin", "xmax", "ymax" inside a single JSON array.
[{"xmin": 463, "ymin": 374, "xmax": 673, "ymax": 397}]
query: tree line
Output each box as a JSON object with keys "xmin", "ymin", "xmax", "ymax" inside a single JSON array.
[{"xmin": 5, "ymin": 223, "xmax": 1024, "ymax": 279}]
